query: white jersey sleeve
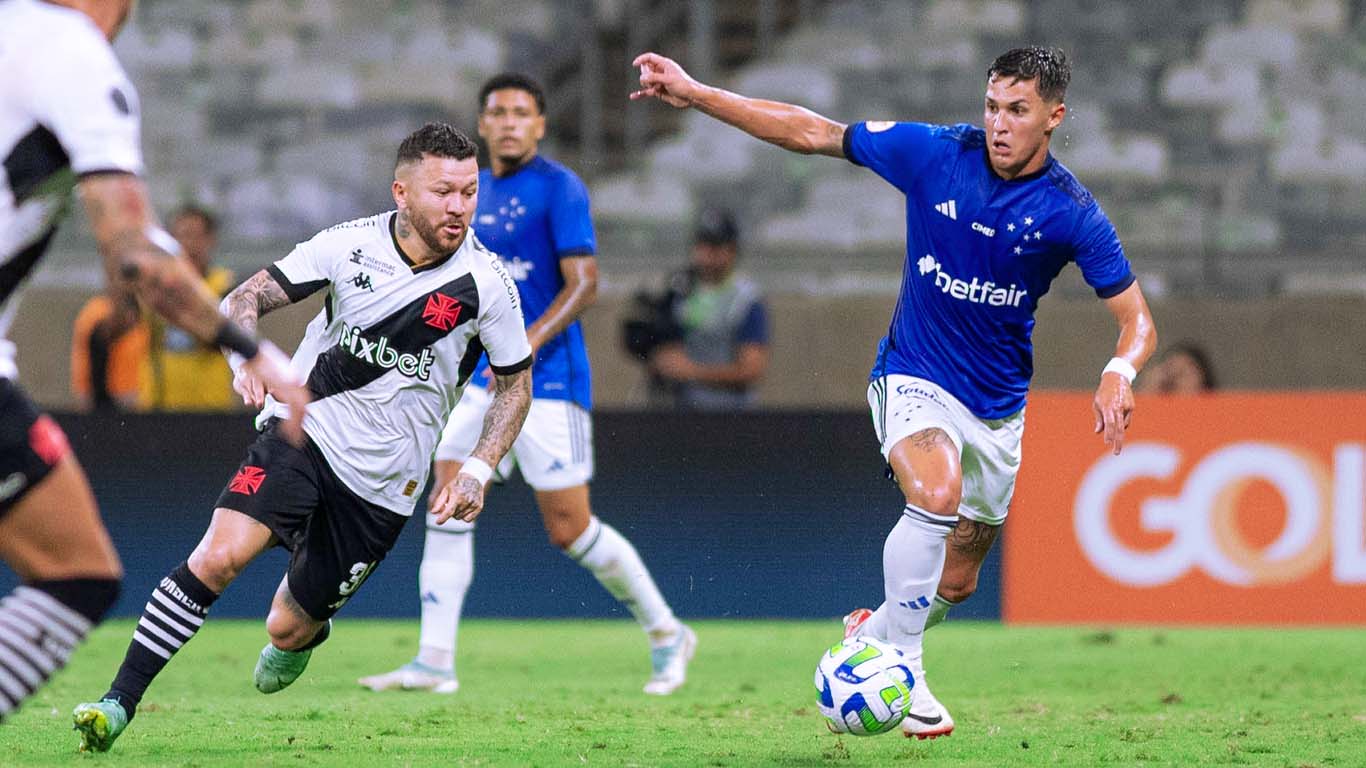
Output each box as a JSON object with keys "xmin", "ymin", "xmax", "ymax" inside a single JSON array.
[
  {"xmin": 478, "ymin": 253, "xmax": 533, "ymax": 373},
  {"xmin": 22, "ymin": 11, "xmax": 142, "ymax": 176},
  {"xmin": 265, "ymin": 217, "xmax": 379, "ymax": 301}
]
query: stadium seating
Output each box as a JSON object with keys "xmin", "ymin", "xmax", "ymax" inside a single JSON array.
[{"xmin": 60, "ymin": 0, "xmax": 1352, "ymax": 293}]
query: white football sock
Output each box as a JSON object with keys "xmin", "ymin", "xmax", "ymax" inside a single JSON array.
[
  {"xmin": 860, "ymin": 603, "xmax": 890, "ymax": 641},
  {"xmin": 882, "ymin": 505, "xmax": 955, "ymax": 669},
  {"xmin": 415, "ymin": 517, "xmax": 474, "ymax": 673},
  {"xmin": 568, "ymin": 516, "xmax": 679, "ymax": 643}
]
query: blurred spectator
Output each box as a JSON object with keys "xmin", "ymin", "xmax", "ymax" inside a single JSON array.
[
  {"xmin": 1137, "ymin": 341, "xmax": 1217, "ymax": 394},
  {"xmin": 70, "ymin": 290, "xmax": 148, "ymax": 412},
  {"xmin": 635, "ymin": 209, "xmax": 771, "ymax": 410},
  {"xmin": 139, "ymin": 205, "xmax": 237, "ymax": 411}
]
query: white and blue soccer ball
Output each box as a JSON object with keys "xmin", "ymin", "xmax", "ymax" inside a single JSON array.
[{"xmin": 814, "ymin": 636, "xmax": 915, "ymax": 736}]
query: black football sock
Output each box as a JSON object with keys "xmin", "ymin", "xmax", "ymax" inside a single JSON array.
[{"xmin": 105, "ymin": 562, "xmax": 217, "ymax": 719}]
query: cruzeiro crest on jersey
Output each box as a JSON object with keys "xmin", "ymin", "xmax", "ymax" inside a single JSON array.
[{"xmin": 307, "ymin": 274, "xmax": 481, "ymax": 399}]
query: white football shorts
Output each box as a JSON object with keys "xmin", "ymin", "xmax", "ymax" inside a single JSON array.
[
  {"xmin": 867, "ymin": 374, "xmax": 1024, "ymax": 525},
  {"xmin": 434, "ymin": 385, "xmax": 594, "ymax": 493}
]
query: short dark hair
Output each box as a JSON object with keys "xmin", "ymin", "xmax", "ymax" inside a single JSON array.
[
  {"xmin": 1165, "ymin": 341, "xmax": 1218, "ymax": 390},
  {"xmin": 694, "ymin": 208, "xmax": 739, "ymax": 246},
  {"xmin": 478, "ymin": 72, "xmax": 546, "ymax": 115},
  {"xmin": 170, "ymin": 203, "xmax": 218, "ymax": 235},
  {"xmin": 395, "ymin": 122, "xmax": 478, "ymax": 168},
  {"xmin": 988, "ymin": 46, "xmax": 1070, "ymax": 103}
]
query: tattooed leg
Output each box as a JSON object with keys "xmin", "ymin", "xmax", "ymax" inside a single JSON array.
[
  {"xmin": 265, "ymin": 576, "xmax": 327, "ymax": 651},
  {"xmin": 937, "ymin": 518, "xmax": 1002, "ymax": 604}
]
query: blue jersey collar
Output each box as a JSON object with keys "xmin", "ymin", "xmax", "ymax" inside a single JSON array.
[{"xmin": 984, "ymin": 150, "xmax": 1055, "ymax": 184}]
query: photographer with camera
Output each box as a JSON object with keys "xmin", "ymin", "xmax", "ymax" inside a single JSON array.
[{"xmin": 623, "ymin": 209, "xmax": 770, "ymax": 410}]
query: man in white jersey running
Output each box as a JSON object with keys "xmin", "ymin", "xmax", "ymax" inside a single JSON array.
[
  {"xmin": 72, "ymin": 123, "xmax": 533, "ymax": 752},
  {"xmin": 359, "ymin": 73, "xmax": 694, "ymax": 697},
  {"xmin": 0, "ymin": 0, "xmax": 305, "ymax": 722},
  {"xmin": 631, "ymin": 47, "xmax": 1157, "ymax": 738}
]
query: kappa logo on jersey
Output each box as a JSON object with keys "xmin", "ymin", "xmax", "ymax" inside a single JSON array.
[
  {"xmin": 934, "ymin": 200, "xmax": 958, "ymax": 220},
  {"xmin": 351, "ymin": 272, "xmax": 374, "ymax": 292},
  {"xmin": 229, "ymin": 466, "xmax": 267, "ymax": 495},
  {"xmin": 422, "ymin": 292, "xmax": 463, "ymax": 331},
  {"xmin": 339, "ymin": 322, "xmax": 436, "ymax": 380},
  {"xmin": 917, "ymin": 254, "xmax": 1028, "ymax": 308}
]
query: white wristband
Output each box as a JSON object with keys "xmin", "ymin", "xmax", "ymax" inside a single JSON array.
[
  {"xmin": 145, "ymin": 225, "xmax": 184, "ymax": 258},
  {"xmin": 458, "ymin": 457, "xmax": 494, "ymax": 486},
  {"xmin": 1102, "ymin": 356, "xmax": 1137, "ymax": 383}
]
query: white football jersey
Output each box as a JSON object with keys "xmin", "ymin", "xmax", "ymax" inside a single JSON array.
[
  {"xmin": 259, "ymin": 211, "xmax": 532, "ymax": 514},
  {"xmin": 0, "ymin": 0, "xmax": 142, "ymax": 318}
]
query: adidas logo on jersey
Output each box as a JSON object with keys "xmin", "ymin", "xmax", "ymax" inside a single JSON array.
[
  {"xmin": 339, "ymin": 322, "xmax": 436, "ymax": 380},
  {"xmin": 916, "ymin": 254, "xmax": 1028, "ymax": 308},
  {"xmin": 934, "ymin": 200, "xmax": 957, "ymax": 220}
]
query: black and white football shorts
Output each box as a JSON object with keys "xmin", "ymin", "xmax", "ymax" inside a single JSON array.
[{"xmin": 214, "ymin": 419, "xmax": 408, "ymax": 620}]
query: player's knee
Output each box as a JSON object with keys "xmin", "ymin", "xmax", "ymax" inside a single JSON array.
[
  {"xmin": 186, "ymin": 545, "xmax": 245, "ymax": 591},
  {"xmin": 265, "ymin": 607, "xmax": 316, "ymax": 651},
  {"xmin": 546, "ymin": 524, "xmax": 579, "ymax": 551},
  {"xmin": 904, "ymin": 481, "xmax": 961, "ymax": 519},
  {"xmin": 542, "ymin": 509, "xmax": 589, "ymax": 551}
]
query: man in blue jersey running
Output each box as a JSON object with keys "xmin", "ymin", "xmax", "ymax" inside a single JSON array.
[
  {"xmin": 631, "ymin": 47, "xmax": 1157, "ymax": 737},
  {"xmin": 360, "ymin": 73, "xmax": 695, "ymax": 697}
]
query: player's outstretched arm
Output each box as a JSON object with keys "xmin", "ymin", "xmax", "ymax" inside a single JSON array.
[
  {"xmin": 432, "ymin": 367, "xmax": 532, "ymax": 524},
  {"xmin": 79, "ymin": 173, "xmax": 310, "ymax": 443},
  {"xmin": 630, "ymin": 52, "xmax": 847, "ymax": 157},
  {"xmin": 80, "ymin": 173, "xmax": 225, "ymax": 342},
  {"xmin": 1093, "ymin": 282, "xmax": 1157, "ymax": 455}
]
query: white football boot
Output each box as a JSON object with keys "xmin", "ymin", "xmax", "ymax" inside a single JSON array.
[
  {"xmin": 901, "ymin": 667, "xmax": 955, "ymax": 739},
  {"xmin": 841, "ymin": 607, "xmax": 953, "ymax": 737},
  {"xmin": 643, "ymin": 624, "xmax": 697, "ymax": 695},
  {"xmin": 357, "ymin": 660, "xmax": 459, "ymax": 694}
]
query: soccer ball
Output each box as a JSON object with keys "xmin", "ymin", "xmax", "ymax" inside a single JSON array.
[{"xmin": 814, "ymin": 636, "xmax": 915, "ymax": 736}]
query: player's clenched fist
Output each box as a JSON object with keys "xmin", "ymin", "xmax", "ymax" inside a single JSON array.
[{"xmin": 630, "ymin": 52, "xmax": 702, "ymax": 108}]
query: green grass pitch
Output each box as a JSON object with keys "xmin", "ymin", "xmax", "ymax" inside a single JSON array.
[{"xmin": 4, "ymin": 619, "xmax": 1364, "ymax": 766}]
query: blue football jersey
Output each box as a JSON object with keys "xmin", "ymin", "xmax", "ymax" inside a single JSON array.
[
  {"xmin": 845, "ymin": 121, "xmax": 1134, "ymax": 419},
  {"xmin": 470, "ymin": 155, "xmax": 596, "ymax": 409}
]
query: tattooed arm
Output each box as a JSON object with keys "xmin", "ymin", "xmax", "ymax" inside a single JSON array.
[
  {"xmin": 431, "ymin": 367, "xmax": 532, "ymax": 524},
  {"xmin": 630, "ymin": 52, "xmax": 848, "ymax": 157},
  {"xmin": 219, "ymin": 269, "xmax": 308, "ymax": 410},
  {"xmin": 219, "ymin": 269, "xmax": 295, "ymax": 338}
]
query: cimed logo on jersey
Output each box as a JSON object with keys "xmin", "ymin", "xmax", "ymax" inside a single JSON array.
[{"xmin": 917, "ymin": 255, "xmax": 1028, "ymax": 308}]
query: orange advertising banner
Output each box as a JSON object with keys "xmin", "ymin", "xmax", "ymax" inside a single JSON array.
[{"xmin": 1004, "ymin": 392, "xmax": 1366, "ymax": 625}]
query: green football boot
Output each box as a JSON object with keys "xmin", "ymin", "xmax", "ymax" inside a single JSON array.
[
  {"xmin": 254, "ymin": 643, "xmax": 314, "ymax": 694},
  {"xmin": 255, "ymin": 620, "xmax": 331, "ymax": 693},
  {"xmin": 72, "ymin": 698, "xmax": 129, "ymax": 752}
]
